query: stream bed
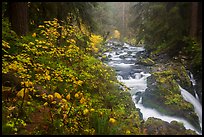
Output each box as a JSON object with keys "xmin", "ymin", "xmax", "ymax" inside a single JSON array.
[{"xmin": 102, "ymin": 40, "xmax": 202, "ymax": 135}]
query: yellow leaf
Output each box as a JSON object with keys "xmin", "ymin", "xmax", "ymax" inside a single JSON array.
[
  {"xmin": 109, "ymin": 118, "xmax": 116, "ymax": 124},
  {"xmin": 17, "ymin": 88, "xmax": 29, "ymax": 98},
  {"xmin": 90, "ymin": 108, "xmax": 95, "ymax": 112},
  {"xmin": 77, "ymin": 80, "xmax": 83, "ymax": 86},
  {"xmin": 51, "ymin": 101, "xmax": 56, "ymax": 104},
  {"xmin": 38, "ymin": 25, "xmax": 45, "ymax": 28},
  {"xmin": 61, "ymin": 99, "xmax": 67, "ymax": 104},
  {"xmin": 43, "ymin": 102, "xmax": 48, "ymax": 106},
  {"xmin": 27, "ymin": 102, "xmax": 31, "ymax": 105},
  {"xmin": 48, "ymin": 94, "xmax": 54, "ymax": 101},
  {"xmin": 63, "ymin": 114, "xmax": 67, "ymax": 119},
  {"xmin": 54, "ymin": 92, "xmax": 62, "ymax": 99},
  {"xmin": 32, "ymin": 33, "xmax": 36, "ymax": 37},
  {"xmin": 74, "ymin": 93, "xmax": 79, "ymax": 99},
  {"xmin": 80, "ymin": 97, "xmax": 86, "ymax": 104},
  {"xmin": 62, "ymin": 104, "xmax": 68, "ymax": 111},
  {"xmin": 41, "ymin": 93, "xmax": 47, "ymax": 99},
  {"xmin": 24, "ymin": 81, "xmax": 29, "ymax": 87},
  {"xmin": 126, "ymin": 130, "xmax": 131, "ymax": 134},
  {"xmin": 65, "ymin": 104, "xmax": 68, "ymax": 109},
  {"xmin": 83, "ymin": 109, "xmax": 89, "ymax": 115},
  {"xmin": 66, "ymin": 94, "xmax": 70, "ymax": 100},
  {"xmin": 45, "ymin": 75, "xmax": 51, "ymax": 81}
]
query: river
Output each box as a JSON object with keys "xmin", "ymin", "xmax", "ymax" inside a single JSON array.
[{"xmin": 102, "ymin": 40, "xmax": 202, "ymax": 135}]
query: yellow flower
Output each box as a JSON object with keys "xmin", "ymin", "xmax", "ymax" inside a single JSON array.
[
  {"xmin": 2, "ymin": 40, "xmax": 10, "ymax": 48},
  {"xmin": 43, "ymin": 102, "xmax": 48, "ymax": 106},
  {"xmin": 54, "ymin": 92, "xmax": 62, "ymax": 99},
  {"xmin": 61, "ymin": 99, "xmax": 67, "ymax": 104},
  {"xmin": 83, "ymin": 109, "xmax": 89, "ymax": 115},
  {"xmin": 45, "ymin": 75, "xmax": 51, "ymax": 81},
  {"xmin": 41, "ymin": 93, "xmax": 47, "ymax": 99},
  {"xmin": 63, "ymin": 114, "xmax": 67, "ymax": 119},
  {"xmin": 109, "ymin": 118, "xmax": 116, "ymax": 124},
  {"xmin": 23, "ymin": 81, "xmax": 33, "ymax": 87},
  {"xmin": 38, "ymin": 25, "xmax": 45, "ymax": 28},
  {"xmin": 64, "ymin": 104, "xmax": 68, "ymax": 110},
  {"xmin": 80, "ymin": 97, "xmax": 86, "ymax": 104},
  {"xmin": 70, "ymin": 39, "xmax": 76, "ymax": 44},
  {"xmin": 99, "ymin": 112, "xmax": 103, "ymax": 116},
  {"xmin": 90, "ymin": 108, "xmax": 95, "ymax": 112},
  {"xmin": 24, "ymin": 81, "xmax": 29, "ymax": 87},
  {"xmin": 126, "ymin": 130, "xmax": 131, "ymax": 134},
  {"xmin": 57, "ymin": 76, "xmax": 63, "ymax": 82},
  {"xmin": 51, "ymin": 101, "xmax": 57, "ymax": 104},
  {"xmin": 32, "ymin": 33, "xmax": 36, "ymax": 37},
  {"xmin": 74, "ymin": 93, "xmax": 79, "ymax": 99},
  {"xmin": 16, "ymin": 88, "xmax": 29, "ymax": 98},
  {"xmin": 48, "ymin": 94, "xmax": 54, "ymax": 101},
  {"xmin": 27, "ymin": 102, "xmax": 31, "ymax": 105},
  {"xmin": 29, "ymin": 42, "xmax": 35, "ymax": 45},
  {"xmin": 66, "ymin": 94, "xmax": 70, "ymax": 100}
]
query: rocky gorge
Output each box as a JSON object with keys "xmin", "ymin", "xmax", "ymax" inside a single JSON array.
[{"xmin": 101, "ymin": 40, "xmax": 202, "ymax": 135}]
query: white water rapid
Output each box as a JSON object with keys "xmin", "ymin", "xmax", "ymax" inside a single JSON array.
[
  {"xmin": 188, "ymin": 71, "xmax": 199, "ymax": 100},
  {"xmin": 104, "ymin": 41, "xmax": 202, "ymax": 134},
  {"xmin": 179, "ymin": 85, "xmax": 202, "ymax": 131}
]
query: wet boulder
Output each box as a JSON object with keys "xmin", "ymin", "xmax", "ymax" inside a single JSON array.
[
  {"xmin": 144, "ymin": 117, "xmax": 197, "ymax": 135},
  {"xmin": 101, "ymin": 55, "xmax": 109, "ymax": 62},
  {"xmin": 135, "ymin": 57, "xmax": 155, "ymax": 66},
  {"xmin": 143, "ymin": 68, "xmax": 201, "ymax": 132}
]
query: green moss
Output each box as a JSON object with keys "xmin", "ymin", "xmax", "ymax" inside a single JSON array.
[
  {"xmin": 164, "ymin": 93, "xmax": 194, "ymax": 110},
  {"xmin": 152, "ymin": 70, "xmax": 172, "ymax": 76},
  {"xmin": 144, "ymin": 68, "xmax": 200, "ymax": 131},
  {"xmin": 153, "ymin": 71, "xmax": 193, "ymax": 111},
  {"xmin": 153, "ymin": 71, "xmax": 179, "ymax": 94},
  {"xmin": 140, "ymin": 57, "xmax": 155, "ymax": 66},
  {"xmin": 144, "ymin": 117, "xmax": 197, "ymax": 135},
  {"xmin": 169, "ymin": 64, "xmax": 191, "ymax": 88}
]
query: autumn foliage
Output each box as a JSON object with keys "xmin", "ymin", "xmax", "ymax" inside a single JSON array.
[{"xmin": 2, "ymin": 18, "xmax": 145, "ymax": 135}]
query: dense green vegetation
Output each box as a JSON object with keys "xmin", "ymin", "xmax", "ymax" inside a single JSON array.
[
  {"xmin": 130, "ymin": 2, "xmax": 202, "ymax": 75},
  {"xmin": 2, "ymin": 7, "xmax": 145, "ymax": 135},
  {"xmin": 2, "ymin": 2, "xmax": 202, "ymax": 135}
]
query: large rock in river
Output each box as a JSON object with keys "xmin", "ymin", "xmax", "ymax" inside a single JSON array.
[
  {"xmin": 142, "ymin": 64, "xmax": 201, "ymax": 132},
  {"xmin": 144, "ymin": 117, "xmax": 197, "ymax": 135}
]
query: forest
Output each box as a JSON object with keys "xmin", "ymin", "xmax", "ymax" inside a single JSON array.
[{"xmin": 2, "ymin": 2, "xmax": 202, "ymax": 135}]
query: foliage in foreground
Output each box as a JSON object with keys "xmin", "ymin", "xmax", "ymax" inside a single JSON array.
[{"xmin": 2, "ymin": 18, "xmax": 145, "ymax": 135}]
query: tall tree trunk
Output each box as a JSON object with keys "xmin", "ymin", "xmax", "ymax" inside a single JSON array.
[
  {"xmin": 189, "ymin": 2, "xmax": 198, "ymax": 38},
  {"xmin": 8, "ymin": 2, "xmax": 29, "ymax": 36},
  {"xmin": 57, "ymin": 2, "xmax": 63, "ymax": 46},
  {"xmin": 197, "ymin": 3, "xmax": 202, "ymax": 42}
]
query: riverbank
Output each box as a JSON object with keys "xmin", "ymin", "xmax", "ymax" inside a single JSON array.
[
  {"xmin": 134, "ymin": 46, "xmax": 202, "ymax": 134},
  {"xmin": 102, "ymin": 40, "xmax": 201, "ymax": 135}
]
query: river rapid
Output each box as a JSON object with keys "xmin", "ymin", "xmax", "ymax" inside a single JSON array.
[{"xmin": 102, "ymin": 40, "xmax": 202, "ymax": 135}]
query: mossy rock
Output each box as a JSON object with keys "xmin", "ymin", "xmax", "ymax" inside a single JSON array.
[
  {"xmin": 144, "ymin": 117, "xmax": 197, "ymax": 135},
  {"xmin": 170, "ymin": 64, "xmax": 192, "ymax": 89},
  {"xmin": 138, "ymin": 57, "xmax": 155, "ymax": 66},
  {"xmin": 101, "ymin": 55, "xmax": 109, "ymax": 62},
  {"xmin": 143, "ymin": 71, "xmax": 200, "ymax": 131}
]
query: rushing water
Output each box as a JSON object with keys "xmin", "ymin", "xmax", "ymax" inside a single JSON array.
[
  {"xmin": 103, "ymin": 40, "xmax": 202, "ymax": 134},
  {"xmin": 179, "ymin": 85, "xmax": 202, "ymax": 131},
  {"xmin": 188, "ymin": 71, "xmax": 200, "ymax": 100}
]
